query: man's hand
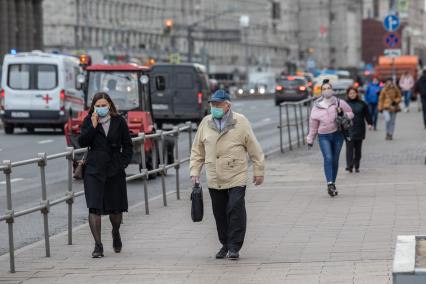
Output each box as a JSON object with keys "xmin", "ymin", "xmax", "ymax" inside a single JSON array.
[
  {"xmin": 253, "ymin": 176, "xmax": 264, "ymax": 186},
  {"xmin": 191, "ymin": 176, "xmax": 200, "ymax": 185}
]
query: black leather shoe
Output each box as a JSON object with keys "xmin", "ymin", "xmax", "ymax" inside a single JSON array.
[
  {"xmin": 112, "ymin": 231, "xmax": 122, "ymax": 253},
  {"xmin": 228, "ymin": 251, "xmax": 239, "ymax": 260},
  {"xmin": 92, "ymin": 243, "xmax": 104, "ymax": 258},
  {"xmin": 355, "ymin": 168, "xmax": 360, "ymax": 173},
  {"xmin": 215, "ymin": 246, "xmax": 228, "ymax": 259}
]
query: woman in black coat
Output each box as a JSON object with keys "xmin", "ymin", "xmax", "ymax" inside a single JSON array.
[
  {"xmin": 345, "ymin": 87, "xmax": 372, "ymax": 173},
  {"xmin": 78, "ymin": 92, "xmax": 133, "ymax": 258}
]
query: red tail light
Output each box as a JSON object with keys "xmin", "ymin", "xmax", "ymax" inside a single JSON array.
[
  {"xmin": 353, "ymin": 82, "xmax": 360, "ymax": 88},
  {"xmin": 276, "ymin": 85, "xmax": 284, "ymax": 91},
  {"xmin": 197, "ymin": 92, "xmax": 203, "ymax": 104},
  {"xmin": 0, "ymin": 89, "xmax": 5, "ymax": 110},
  {"xmin": 299, "ymin": 86, "xmax": 307, "ymax": 91},
  {"xmin": 60, "ymin": 90, "xmax": 65, "ymax": 111}
]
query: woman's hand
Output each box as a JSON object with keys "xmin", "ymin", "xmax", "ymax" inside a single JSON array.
[{"xmin": 91, "ymin": 112, "xmax": 99, "ymax": 128}]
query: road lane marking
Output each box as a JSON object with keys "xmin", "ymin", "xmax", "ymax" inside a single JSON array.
[
  {"xmin": 0, "ymin": 178, "xmax": 24, "ymax": 185},
  {"xmin": 38, "ymin": 139, "xmax": 54, "ymax": 144}
]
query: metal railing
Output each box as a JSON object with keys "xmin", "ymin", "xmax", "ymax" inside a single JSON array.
[
  {"xmin": 0, "ymin": 122, "xmax": 193, "ymax": 273},
  {"xmin": 278, "ymin": 97, "xmax": 316, "ymax": 153}
]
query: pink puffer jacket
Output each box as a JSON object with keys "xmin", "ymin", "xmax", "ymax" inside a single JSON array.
[{"xmin": 306, "ymin": 97, "xmax": 354, "ymax": 144}]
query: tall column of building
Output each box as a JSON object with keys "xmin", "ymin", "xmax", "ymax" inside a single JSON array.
[{"xmin": 0, "ymin": 0, "xmax": 10, "ymax": 58}]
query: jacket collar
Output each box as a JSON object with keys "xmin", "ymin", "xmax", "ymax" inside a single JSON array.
[
  {"xmin": 207, "ymin": 110, "xmax": 236, "ymax": 133},
  {"xmin": 98, "ymin": 115, "xmax": 119, "ymax": 138},
  {"xmin": 314, "ymin": 96, "xmax": 338, "ymax": 109}
]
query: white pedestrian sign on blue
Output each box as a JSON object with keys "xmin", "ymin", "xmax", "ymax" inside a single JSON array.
[{"xmin": 384, "ymin": 15, "xmax": 400, "ymax": 32}]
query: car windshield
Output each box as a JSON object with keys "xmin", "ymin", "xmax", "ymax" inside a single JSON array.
[
  {"xmin": 87, "ymin": 71, "xmax": 140, "ymax": 110},
  {"xmin": 277, "ymin": 78, "xmax": 306, "ymax": 87}
]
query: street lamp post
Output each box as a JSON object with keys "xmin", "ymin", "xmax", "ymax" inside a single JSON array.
[
  {"xmin": 240, "ymin": 15, "xmax": 250, "ymax": 82},
  {"xmin": 186, "ymin": 7, "xmax": 236, "ymax": 63}
]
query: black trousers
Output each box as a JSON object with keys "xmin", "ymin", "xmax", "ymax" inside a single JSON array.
[
  {"xmin": 346, "ymin": 139, "xmax": 363, "ymax": 170},
  {"xmin": 421, "ymin": 96, "xmax": 426, "ymax": 127},
  {"xmin": 209, "ymin": 186, "xmax": 247, "ymax": 252}
]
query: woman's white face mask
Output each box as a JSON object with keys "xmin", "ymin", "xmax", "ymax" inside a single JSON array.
[{"xmin": 322, "ymin": 85, "xmax": 334, "ymax": 98}]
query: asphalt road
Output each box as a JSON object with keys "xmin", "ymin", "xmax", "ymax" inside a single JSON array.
[{"xmin": 0, "ymin": 97, "xmax": 306, "ymax": 255}]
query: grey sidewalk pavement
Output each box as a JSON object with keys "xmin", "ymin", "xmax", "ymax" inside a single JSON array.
[{"xmin": 1, "ymin": 106, "xmax": 426, "ymax": 284}]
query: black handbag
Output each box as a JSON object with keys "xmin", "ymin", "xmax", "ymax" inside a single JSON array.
[
  {"xmin": 190, "ymin": 183, "xmax": 204, "ymax": 222},
  {"xmin": 335, "ymin": 99, "xmax": 353, "ymax": 131}
]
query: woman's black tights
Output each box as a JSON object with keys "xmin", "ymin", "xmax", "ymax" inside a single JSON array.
[
  {"xmin": 88, "ymin": 213, "xmax": 101, "ymax": 244},
  {"xmin": 109, "ymin": 213, "xmax": 122, "ymax": 234},
  {"xmin": 89, "ymin": 212, "xmax": 122, "ymax": 244}
]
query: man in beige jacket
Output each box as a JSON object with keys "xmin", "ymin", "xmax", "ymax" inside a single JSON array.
[{"xmin": 190, "ymin": 89, "xmax": 265, "ymax": 260}]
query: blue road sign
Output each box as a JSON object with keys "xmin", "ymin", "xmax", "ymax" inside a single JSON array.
[
  {"xmin": 385, "ymin": 33, "xmax": 400, "ymax": 48},
  {"xmin": 384, "ymin": 15, "xmax": 400, "ymax": 32}
]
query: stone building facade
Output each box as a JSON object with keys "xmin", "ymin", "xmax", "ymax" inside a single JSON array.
[
  {"xmin": 0, "ymin": 0, "xmax": 44, "ymax": 63},
  {"xmin": 43, "ymin": 0, "xmax": 300, "ymax": 76}
]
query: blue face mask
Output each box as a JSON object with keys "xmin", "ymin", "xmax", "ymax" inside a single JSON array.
[
  {"xmin": 211, "ymin": 107, "xmax": 225, "ymax": 119},
  {"xmin": 95, "ymin": 106, "xmax": 109, "ymax": 117}
]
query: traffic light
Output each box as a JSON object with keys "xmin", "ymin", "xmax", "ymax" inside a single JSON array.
[
  {"xmin": 164, "ymin": 19, "xmax": 173, "ymax": 35},
  {"xmin": 79, "ymin": 54, "xmax": 92, "ymax": 67}
]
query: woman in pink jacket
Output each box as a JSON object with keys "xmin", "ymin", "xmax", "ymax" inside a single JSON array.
[{"xmin": 306, "ymin": 80, "xmax": 354, "ymax": 197}]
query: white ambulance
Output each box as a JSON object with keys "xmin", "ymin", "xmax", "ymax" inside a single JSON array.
[{"xmin": 0, "ymin": 51, "xmax": 84, "ymax": 134}]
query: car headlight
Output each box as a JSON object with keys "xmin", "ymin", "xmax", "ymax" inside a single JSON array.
[
  {"xmin": 250, "ymin": 89, "xmax": 255, "ymax": 94},
  {"xmin": 259, "ymin": 88, "xmax": 266, "ymax": 94},
  {"xmin": 238, "ymin": 89, "xmax": 244, "ymax": 95}
]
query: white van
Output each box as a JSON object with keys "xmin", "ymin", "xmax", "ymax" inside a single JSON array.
[{"xmin": 0, "ymin": 51, "xmax": 84, "ymax": 134}]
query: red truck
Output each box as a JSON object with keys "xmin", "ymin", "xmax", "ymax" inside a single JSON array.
[
  {"xmin": 375, "ymin": 55, "xmax": 419, "ymax": 81},
  {"xmin": 64, "ymin": 56, "xmax": 174, "ymax": 173}
]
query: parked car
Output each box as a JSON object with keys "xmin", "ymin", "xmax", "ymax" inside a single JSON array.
[
  {"xmin": 149, "ymin": 63, "xmax": 211, "ymax": 129},
  {"xmin": 274, "ymin": 76, "xmax": 310, "ymax": 106}
]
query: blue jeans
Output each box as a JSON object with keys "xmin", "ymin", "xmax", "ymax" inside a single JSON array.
[
  {"xmin": 318, "ymin": 132, "xmax": 344, "ymax": 183},
  {"xmin": 403, "ymin": 91, "xmax": 412, "ymax": 108},
  {"xmin": 367, "ymin": 103, "xmax": 378, "ymax": 129},
  {"xmin": 383, "ymin": 110, "xmax": 397, "ymax": 135}
]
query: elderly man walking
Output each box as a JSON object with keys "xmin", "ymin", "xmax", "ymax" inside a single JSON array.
[{"xmin": 190, "ymin": 89, "xmax": 265, "ymax": 260}]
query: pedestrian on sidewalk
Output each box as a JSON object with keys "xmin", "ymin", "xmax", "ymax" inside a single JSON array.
[
  {"xmin": 399, "ymin": 71, "xmax": 415, "ymax": 112},
  {"xmin": 378, "ymin": 79, "xmax": 402, "ymax": 140},
  {"xmin": 364, "ymin": 77, "xmax": 382, "ymax": 130},
  {"xmin": 190, "ymin": 89, "xmax": 265, "ymax": 260},
  {"xmin": 344, "ymin": 87, "xmax": 372, "ymax": 173},
  {"xmin": 306, "ymin": 80, "xmax": 354, "ymax": 197},
  {"xmin": 78, "ymin": 92, "xmax": 133, "ymax": 258},
  {"xmin": 414, "ymin": 69, "xmax": 426, "ymax": 128}
]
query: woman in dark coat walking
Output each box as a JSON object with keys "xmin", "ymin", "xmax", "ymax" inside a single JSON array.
[
  {"xmin": 78, "ymin": 92, "xmax": 133, "ymax": 258},
  {"xmin": 345, "ymin": 87, "xmax": 372, "ymax": 173}
]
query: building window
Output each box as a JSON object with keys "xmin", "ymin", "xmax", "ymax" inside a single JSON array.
[{"xmin": 373, "ymin": 0, "xmax": 379, "ymax": 18}]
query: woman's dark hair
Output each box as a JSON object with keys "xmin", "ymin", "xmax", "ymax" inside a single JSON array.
[
  {"xmin": 89, "ymin": 92, "xmax": 119, "ymax": 116},
  {"xmin": 321, "ymin": 79, "xmax": 332, "ymax": 90},
  {"xmin": 346, "ymin": 86, "xmax": 359, "ymax": 98}
]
